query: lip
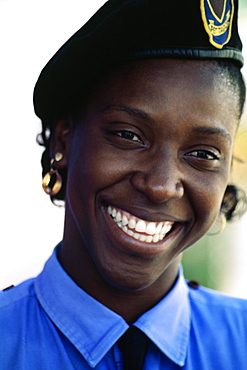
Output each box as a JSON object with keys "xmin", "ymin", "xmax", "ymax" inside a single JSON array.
[{"xmin": 101, "ymin": 204, "xmax": 185, "ymax": 256}]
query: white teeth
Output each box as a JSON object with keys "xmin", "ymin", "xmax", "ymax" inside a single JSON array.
[
  {"xmin": 116, "ymin": 211, "xmax": 122, "ymax": 222},
  {"xmin": 128, "ymin": 219, "xmax": 136, "ymax": 229},
  {"xmin": 156, "ymin": 223, "xmax": 162, "ymax": 234},
  {"xmin": 146, "ymin": 236, "xmax": 153, "ymax": 243},
  {"xmin": 135, "ymin": 220, "xmax": 146, "ymax": 233},
  {"xmin": 161, "ymin": 224, "xmax": 172, "ymax": 234},
  {"xmin": 153, "ymin": 234, "xmax": 160, "ymax": 243},
  {"xmin": 127, "ymin": 229, "xmax": 134, "ymax": 237},
  {"xmin": 140, "ymin": 234, "xmax": 147, "ymax": 242},
  {"xmin": 122, "ymin": 215, "xmax": 128, "ymax": 226},
  {"xmin": 133, "ymin": 233, "xmax": 140, "ymax": 240},
  {"xmin": 146, "ymin": 222, "xmax": 156, "ymax": 235},
  {"xmin": 107, "ymin": 206, "xmax": 174, "ymax": 244},
  {"xmin": 123, "ymin": 226, "xmax": 128, "ymax": 233}
]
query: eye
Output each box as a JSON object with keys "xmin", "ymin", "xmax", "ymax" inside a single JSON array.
[
  {"xmin": 184, "ymin": 147, "xmax": 222, "ymax": 171},
  {"xmin": 104, "ymin": 125, "xmax": 146, "ymax": 149},
  {"xmin": 115, "ymin": 130, "xmax": 143, "ymax": 143},
  {"xmin": 187, "ymin": 149, "xmax": 220, "ymax": 160}
]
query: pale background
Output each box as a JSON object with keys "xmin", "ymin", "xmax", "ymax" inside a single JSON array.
[{"xmin": 0, "ymin": 0, "xmax": 246, "ymax": 297}]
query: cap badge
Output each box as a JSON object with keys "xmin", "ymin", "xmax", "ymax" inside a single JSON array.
[{"xmin": 200, "ymin": 0, "xmax": 234, "ymax": 49}]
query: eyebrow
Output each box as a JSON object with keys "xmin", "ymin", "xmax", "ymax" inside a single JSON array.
[
  {"xmin": 100, "ymin": 105, "xmax": 232, "ymax": 143},
  {"xmin": 192, "ymin": 126, "xmax": 232, "ymax": 144},
  {"xmin": 100, "ymin": 105, "xmax": 152, "ymax": 122}
]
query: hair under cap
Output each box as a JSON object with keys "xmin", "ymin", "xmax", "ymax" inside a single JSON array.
[{"xmin": 33, "ymin": 0, "xmax": 243, "ymax": 120}]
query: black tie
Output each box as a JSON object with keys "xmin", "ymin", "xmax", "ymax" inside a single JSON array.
[{"xmin": 118, "ymin": 326, "xmax": 150, "ymax": 370}]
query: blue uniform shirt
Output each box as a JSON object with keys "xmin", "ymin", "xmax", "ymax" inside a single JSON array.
[{"xmin": 1, "ymin": 245, "xmax": 247, "ymax": 369}]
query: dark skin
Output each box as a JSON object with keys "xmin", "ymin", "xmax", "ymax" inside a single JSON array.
[{"xmin": 52, "ymin": 59, "xmax": 239, "ymax": 324}]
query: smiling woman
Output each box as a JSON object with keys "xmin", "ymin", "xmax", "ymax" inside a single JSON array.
[
  {"xmin": 1, "ymin": 0, "xmax": 247, "ymax": 369},
  {"xmin": 41, "ymin": 58, "xmax": 245, "ymax": 299}
]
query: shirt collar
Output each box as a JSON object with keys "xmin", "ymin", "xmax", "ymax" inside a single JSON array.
[
  {"xmin": 35, "ymin": 245, "xmax": 128, "ymax": 368},
  {"xmin": 35, "ymin": 245, "xmax": 190, "ymax": 368},
  {"xmin": 134, "ymin": 265, "xmax": 190, "ymax": 366}
]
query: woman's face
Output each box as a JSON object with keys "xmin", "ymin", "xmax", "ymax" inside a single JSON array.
[{"xmin": 58, "ymin": 59, "xmax": 239, "ymax": 291}]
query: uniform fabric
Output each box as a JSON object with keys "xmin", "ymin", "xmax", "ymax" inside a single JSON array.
[{"xmin": 1, "ymin": 244, "xmax": 247, "ymax": 369}]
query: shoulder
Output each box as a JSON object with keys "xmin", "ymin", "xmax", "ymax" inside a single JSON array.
[
  {"xmin": 0, "ymin": 278, "xmax": 37, "ymax": 318},
  {"xmin": 188, "ymin": 283, "xmax": 247, "ymax": 310},
  {"xmin": 188, "ymin": 283, "xmax": 247, "ymax": 329},
  {"xmin": 184, "ymin": 283, "xmax": 247, "ymax": 366},
  {"xmin": 0, "ymin": 278, "xmax": 42, "ymax": 358}
]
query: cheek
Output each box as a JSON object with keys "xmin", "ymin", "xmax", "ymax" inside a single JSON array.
[
  {"xmin": 190, "ymin": 176, "xmax": 228, "ymax": 223},
  {"xmin": 65, "ymin": 142, "xmax": 127, "ymax": 220},
  {"xmin": 176, "ymin": 179, "xmax": 228, "ymax": 253},
  {"xmin": 78, "ymin": 151, "xmax": 132, "ymax": 192}
]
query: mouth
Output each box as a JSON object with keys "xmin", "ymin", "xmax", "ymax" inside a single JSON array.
[{"xmin": 107, "ymin": 205, "xmax": 176, "ymax": 244}]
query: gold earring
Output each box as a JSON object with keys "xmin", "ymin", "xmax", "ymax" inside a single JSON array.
[
  {"xmin": 55, "ymin": 152, "xmax": 63, "ymax": 162},
  {"xmin": 42, "ymin": 153, "xmax": 63, "ymax": 196},
  {"xmin": 208, "ymin": 214, "xmax": 226, "ymax": 236}
]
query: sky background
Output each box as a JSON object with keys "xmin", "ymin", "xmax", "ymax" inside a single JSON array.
[{"xmin": 0, "ymin": 0, "xmax": 246, "ymax": 297}]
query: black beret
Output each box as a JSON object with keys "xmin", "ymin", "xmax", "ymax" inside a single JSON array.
[{"xmin": 33, "ymin": 0, "xmax": 243, "ymax": 120}]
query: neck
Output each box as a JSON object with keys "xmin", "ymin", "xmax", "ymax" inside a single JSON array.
[{"xmin": 58, "ymin": 236, "xmax": 180, "ymax": 324}]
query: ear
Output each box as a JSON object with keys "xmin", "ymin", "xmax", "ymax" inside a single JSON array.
[{"xmin": 50, "ymin": 119, "xmax": 72, "ymax": 168}]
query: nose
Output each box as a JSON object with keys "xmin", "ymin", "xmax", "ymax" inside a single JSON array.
[{"xmin": 130, "ymin": 154, "xmax": 184, "ymax": 203}]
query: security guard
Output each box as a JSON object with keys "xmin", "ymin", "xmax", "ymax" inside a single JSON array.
[{"xmin": 1, "ymin": 1, "xmax": 247, "ymax": 369}]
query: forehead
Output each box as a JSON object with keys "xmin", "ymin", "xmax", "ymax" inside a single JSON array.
[
  {"xmin": 83, "ymin": 59, "xmax": 239, "ymax": 137},
  {"xmin": 89, "ymin": 59, "xmax": 234, "ymax": 104}
]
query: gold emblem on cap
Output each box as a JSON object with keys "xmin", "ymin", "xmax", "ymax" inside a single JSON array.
[
  {"xmin": 200, "ymin": 0, "xmax": 234, "ymax": 49},
  {"xmin": 208, "ymin": 11, "xmax": 231, "ymax": 36}
]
